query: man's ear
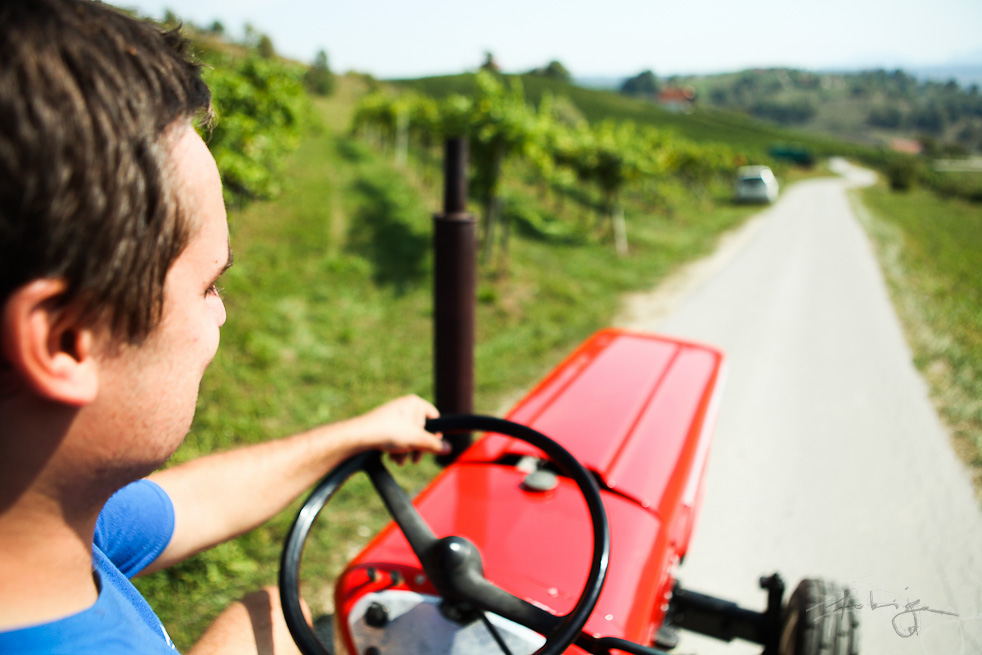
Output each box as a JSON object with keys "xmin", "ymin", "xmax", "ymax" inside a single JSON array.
[{"xmin": 1, "ymin": 280, "xmax": 99, "ymax": 405}]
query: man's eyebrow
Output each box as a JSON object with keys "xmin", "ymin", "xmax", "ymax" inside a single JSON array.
[{"xmin": 219, "ymin": 244, "xmax": 233, "ymax": 276}]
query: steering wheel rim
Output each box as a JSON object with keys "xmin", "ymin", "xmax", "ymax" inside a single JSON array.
[{"xmin": 280, "ymin": 414, "xmax": 610, "ymax": 655}]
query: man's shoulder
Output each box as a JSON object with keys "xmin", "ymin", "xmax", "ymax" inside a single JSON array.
[
  {"xmin": 0, "ymin": 555, "xmax": 179, "ymax": 654},
  {"xmin": 0, "ymin": 480, "xmax": 183, "ymax": 654}
]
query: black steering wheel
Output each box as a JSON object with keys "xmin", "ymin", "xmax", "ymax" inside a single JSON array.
[{"xmin": 280, "ymin": 414, "xmax": 610, "ymax": 655}]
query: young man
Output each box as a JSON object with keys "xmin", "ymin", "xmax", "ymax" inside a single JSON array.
[{"xmin": 0, "ymin": 1, "xmax": 448, "ymax": 653}]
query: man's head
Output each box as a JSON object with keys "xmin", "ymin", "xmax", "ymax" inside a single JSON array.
[
  {"xmin": 0, "ymin": 0, "xmax": 232, "ymax": 496},
  {"xmin": 0, "ymin": 0, "xmax": 212, "ymax": 346}
]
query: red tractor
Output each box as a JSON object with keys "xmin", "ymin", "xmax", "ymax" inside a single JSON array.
[{"xmin": 279, "ymin": 328, "xmax": 860, "ymax": 655}]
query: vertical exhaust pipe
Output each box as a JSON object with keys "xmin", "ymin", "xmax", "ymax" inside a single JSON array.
[{"xmin": 433, "ymin": 138, "xmax": 476, "ymax": 464}]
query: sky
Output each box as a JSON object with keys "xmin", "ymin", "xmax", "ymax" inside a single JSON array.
[{"xmin": 113, "ymin": 0, "xmax": 982, "ymax": 80}]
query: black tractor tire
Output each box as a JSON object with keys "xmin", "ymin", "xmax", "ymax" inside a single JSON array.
[{"xmin": 779, "ymin": 579, "xmax": 860, "ymax": 655}]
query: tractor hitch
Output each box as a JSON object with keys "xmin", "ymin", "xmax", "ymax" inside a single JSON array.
[{"xmin": 663, "ymin": 573, "xmax": 786, "ymax": 654}]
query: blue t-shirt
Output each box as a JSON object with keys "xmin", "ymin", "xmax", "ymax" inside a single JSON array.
[{"xmin": 0, "ymin": 480, "xmax": 180, "ymax": 654}]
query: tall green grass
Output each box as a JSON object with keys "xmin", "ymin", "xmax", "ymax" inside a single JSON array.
[{"xmin": 855, "ymin": 183, "xmax": 982, "ymax": 495}]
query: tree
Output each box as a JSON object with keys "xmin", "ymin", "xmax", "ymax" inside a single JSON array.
[
  {"xmin": 480, "ymin": 51, "xmax": 500, "ymax": 73},
  {"xmin": 549, "ymin": 120, "xmax": 654, "ymax": 254},
  {"xmin": 243, "ymin": 22, "xmax": 257, "ymax": 45},
  {"xmin": 208, "ymin": 20, "xmax": 225, "ymax": 36},
  {"xmin": 351, "ymin": 91, "xmax": 399, "ymax": 151},
  {"xmin": 580, "ymin": 121, "xmax": 650, "ymax": 254},
  {"xmin": 440, "ymin": 71, "xmax": 542, "ymax": 261},
  {"xmin": 256, "ymin": 34, "xmax": 276, "ymax": 59},
  {"xmin": 162, "ymin": 8, "xmax": 179, "ymax": 26},
  {"xmin": 304, "ymin": 50, "xmax": 335, "ymax": 96},
  {"xmin": 529, "ymin": 60, "xmax": 572, "ymax": 83},
  {"xmin": 709, "ymin": 87, "xmax": 730, "ymax": 106},
  {"xmin": 748, "ymin": 98, "xmax": 816, "ymax": 125},
  {"xmin": 620, "ymin": 70, "xmax": 659, "ymax": 98},
  {"xmin": 867, "ymin": 105, "xmax": 904, "ymax": 129},
  {"xmin": 912, "ymin": 103, "xmax": 947, "ymax": 133}
]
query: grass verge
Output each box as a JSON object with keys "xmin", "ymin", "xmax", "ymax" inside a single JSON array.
[{"xmin": 852, "ymin": 182, "xmax": 982, "ymax": 499}]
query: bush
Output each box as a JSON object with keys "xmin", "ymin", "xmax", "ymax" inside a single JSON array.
[
  {"xmin": 620, "ymin": 70, "xmax": 659, "ymax": 98},
  {"xmin": 927, "ymin": 170, "xmax": 982, "ymax": 203},
  {"xmin": 201, "ymin": 54, "xmax": 314, "ymax": 204},
  {"xmin": 304, "ymin": 50, "xmax": 335, "ymax": 96},
  {"xmin": 885, "ymin": 156, "xmax": 920, "ymax": 191}
]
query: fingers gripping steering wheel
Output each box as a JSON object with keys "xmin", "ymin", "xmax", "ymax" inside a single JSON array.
[{"xmin": 280, "ymin": 414, "xmax": 610, "ymax": 655}]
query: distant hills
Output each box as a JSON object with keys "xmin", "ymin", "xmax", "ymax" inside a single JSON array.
[
  {"xmin": 574, "ymin": 76, "xmax": 626, "ymax": 91},
  {"xmin": 910, "ymin": 64, "xmax": 982, "ymax": 88},
  {"xmin": 573, "ymin": 65, "xmax": 982, "ymax": 155},
  {"xmin": 577, "ymin": 64, "xmax": 982, "ymax": 91}
]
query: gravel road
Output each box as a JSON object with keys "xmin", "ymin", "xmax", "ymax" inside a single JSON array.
[{"xmin": 615, "ymin": 160, "xmax": 982, "ymax": 655}]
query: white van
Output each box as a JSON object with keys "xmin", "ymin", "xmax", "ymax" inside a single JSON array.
[{"xmin": 734, "ymin": 165, "xmax": 779, "ymax": 203}]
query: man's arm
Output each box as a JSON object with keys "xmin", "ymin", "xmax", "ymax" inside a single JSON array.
[{"xmin": 144, "ymin": 395, "xmax": 447, "ymax": 574}]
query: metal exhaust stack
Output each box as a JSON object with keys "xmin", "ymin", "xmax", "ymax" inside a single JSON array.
[{"xmin": 433, "ymin": 138, "xmax": 476, "ymax": 465}]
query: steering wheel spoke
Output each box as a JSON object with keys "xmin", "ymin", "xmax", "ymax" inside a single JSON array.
[
  {"xmin": 463, "ymin": 576, "xmax": 564, "ymax": 636},
  {"xmin": 363, "ymin": 452, "xmax": 438, "ymax": 563}
]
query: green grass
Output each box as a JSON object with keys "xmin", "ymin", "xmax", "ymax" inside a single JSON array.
[
  {"xmin": 854, "ymin": 182, "xmax": 982, "ymax": 496},
  {"xmin": 134, "ymin": 76, "xmax": 767, "ymax": 649}
]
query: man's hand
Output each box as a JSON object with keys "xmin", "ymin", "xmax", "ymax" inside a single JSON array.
[{"xmin": 350, "ymin": 395, "xmax": 448, "ymax": 464}]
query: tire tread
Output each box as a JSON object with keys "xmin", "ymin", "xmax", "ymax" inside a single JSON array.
[{"xmin": 781, "ymin": 578, "xmax": 860, "ymax": 655}]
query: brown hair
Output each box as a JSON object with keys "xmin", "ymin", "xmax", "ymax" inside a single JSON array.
[{"xmin": 0, "ymin": 0, "xmax": 212, "ymax": 343}]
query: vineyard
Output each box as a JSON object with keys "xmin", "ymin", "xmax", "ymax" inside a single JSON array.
[{"xmin": 350, "ymin": 71, "xmax": 761, "ymax": 258}]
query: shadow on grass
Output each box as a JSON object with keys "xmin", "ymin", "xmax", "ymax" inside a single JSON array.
[
  {"xmin": 335, "ymin": 137, "xmax": 372, "ymax": 164},
  {"xmin": 346, "ymin": 177, "xmax": 429, "ymax": 294},
  {"xmin": 723, "ymin": 200, "xmax": 776, "ymax": 211},
  {"xmin": 507, "ymin": 202, "xmax": 585, "ymax": 245}
]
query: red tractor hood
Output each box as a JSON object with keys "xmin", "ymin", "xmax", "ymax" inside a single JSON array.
[{"xmin": 460, "ymin": 328, "xmax": 725, "ymax": 528}]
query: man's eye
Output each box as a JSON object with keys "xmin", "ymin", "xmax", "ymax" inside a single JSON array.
[{"xmin": 206, "ymin": 284, "xmax": 223, "ymax": 298}]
